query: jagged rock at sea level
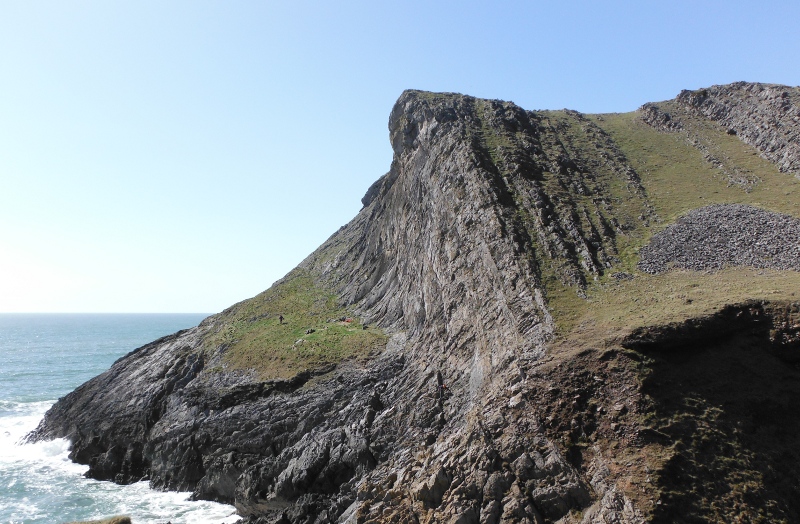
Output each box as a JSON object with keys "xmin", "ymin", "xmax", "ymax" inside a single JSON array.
[
  {"xmin": 65, "ymin": 517, "xmax": 132, "ymax": 524},
  {"xmin": 30, "ymin": 83, "xmax": 800, "ymax": 523}
]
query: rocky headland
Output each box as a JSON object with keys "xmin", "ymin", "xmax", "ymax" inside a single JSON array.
[{"xmin": 31, "ymin": 82, "xmax": 800, "ymax": 523}]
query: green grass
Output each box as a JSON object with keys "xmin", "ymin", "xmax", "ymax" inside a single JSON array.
[
  {"xmin": 557, "ymin": 268, "xmax": 800, "ymax": 341},
  {"xmin": 541, "ymin": 110, "xmax": 655, "ymax": 266},
  {"xmin": 542, "ymin": 108, "xmax": 800, "ymax": 338},
  {"xmin": 591, "ymin": 110, "xmax": 800, "ymax": 223},
  {"xmin": 474, "ymin": 99, "xmax": 517, "ymax": 167},
  {"xmin": 536, "ymin": 105, "xmax": 800, "ymax": 521},
  {"xmin": 590, "ymin": 109, "xmax": 800, "ymax": 276},
  {"xmin": 202, "ymin": 268, "xmax": 388, "ymax": 380}
]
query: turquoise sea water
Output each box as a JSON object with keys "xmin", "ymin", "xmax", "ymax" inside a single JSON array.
[{"xmin": 0, "ymin": 314, "xmax": 239, "ymax": 524}]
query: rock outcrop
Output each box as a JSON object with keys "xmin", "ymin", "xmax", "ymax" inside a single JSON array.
[
  {"xmin": 641, "ymin": 82, "xmax": 800, "ymax": 187},
  {"xmin": 30, "ymin": 83, "xmax": 800, "ymax": 523},
  {"xmin": 66, "ymin": 518, "xmax": 132, "ymax": 524},
  {"xmin": 677, "ymin": 82, "xmax": 800, "ymax": 176}
]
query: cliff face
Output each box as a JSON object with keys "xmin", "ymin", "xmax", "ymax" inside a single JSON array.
[
  {"xmin": 30, "ymin": 83, "xmax": 800, "ymax": 523},
  {"xmin": 676, "ymin": 82, "xmax": 800, "ymax": 175}
]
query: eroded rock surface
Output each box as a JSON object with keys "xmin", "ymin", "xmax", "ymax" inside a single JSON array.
[
  {"xmin": 32, "ymin": 89, "xmax": 651, "ymax": 524},
  {"xmin": 642, "ymin": 82, "xmax": 800, "ymax": 182},
  {"xmin": 29, "ymin": 84, "xmax": 800, "ymax": 523},
  {"xmin": 677, "ymin": 82, "xmax": 800, "ymax": 176}
]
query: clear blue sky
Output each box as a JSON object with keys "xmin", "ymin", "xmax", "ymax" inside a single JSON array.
[{"xmin": 1, "ymin": 0, "xmax": 798, "ymax": 312}]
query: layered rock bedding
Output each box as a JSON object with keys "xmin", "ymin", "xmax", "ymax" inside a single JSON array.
[{"xmin": 29, "ymin": 83, "xmax": 800, "ymax": 523}]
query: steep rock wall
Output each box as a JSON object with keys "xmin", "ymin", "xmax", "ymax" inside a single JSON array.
[
  {"xmin": 28, "ymin": 83, "xmax": 800, "ymax": 524},
  {"xmin": 31, "ymin": 90, "xmax": 654, "ymax": 523}
]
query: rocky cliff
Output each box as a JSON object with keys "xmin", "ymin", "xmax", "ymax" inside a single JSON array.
[{"xmin": 30, "ymin": 82, "xmax": 800, "ymax": 523}]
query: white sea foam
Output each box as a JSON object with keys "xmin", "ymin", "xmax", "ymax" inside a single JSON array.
[{"xmin": 0, "ymin": 401, "xmax": 239, "ymax": 524}]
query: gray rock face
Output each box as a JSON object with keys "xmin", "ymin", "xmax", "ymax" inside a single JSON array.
[
  {"xmin": 678, "ymin": 82, "xmax": 800, "ymax": 176},
  {"xmin": 638, "ymin": 204, "xmax": 800, "ymax": 274},
  {"xmin": 639, "ymin": 103, "xmax": 683, "ymax": 133},
  {"xmin": 28, "ymin": 83, "xmax": 800, "ymax": 523},
  {"xmin": 31, "ymin": 89, "xmax": 651, "ymax": 523},
  {"xmin": 640, "ymin": 99, "xmax": 761, "ymax": 190},
  {"xmin": 642, "ymin": 82, "xmax": 800, "ymax": 179}
]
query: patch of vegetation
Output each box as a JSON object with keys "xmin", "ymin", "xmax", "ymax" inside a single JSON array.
[
  {"xmin": 533, "ymin": 106, "xmax": 800, "ymax": 520},
  {"xmin": 540, "ymin": 108, "xmax": 800, "ymax": 337},
  {"xmin": 637, "ymin": 326, "xmax": 800, "ymax": 523},
  {"xmin": 547, "ymin": 112, "xmax": 652, "ymax": 260},
  {"xmin": 472, "ymin": 99, "xmax": 518, "ymax": 168},
  {"xmin": 203, "ymin": 268, "xmax": 388, "ymax": 380},
  {"xmin": 586, "ymin": 108, "xmax": 799, "ymax": 278},
  {"xmin": 409, "ymin": 90, "xmax": 460, "ymax": 102},
  {"xmin": 592, "ymin": 110, "xmax": 800, "ymax": 224},
  {"xmin": 554, "ymin": 268, "xmax": 800, "ymax": 342},
  {"xmin": 541, "ymin": 297, "xmax": 800, "ymax": 522}
]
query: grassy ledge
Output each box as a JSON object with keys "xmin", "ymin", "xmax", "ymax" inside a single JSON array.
[
  {"xmin": 556, "ymin": 268, "xmax": 800, "ymax": 343},
  {"xmin": 592, "ymin": 110, "xmax": 800, "ymax": 223},
  {"xmin": 203, "ymin": 268, "xmax": 388, "ymax": 380}
]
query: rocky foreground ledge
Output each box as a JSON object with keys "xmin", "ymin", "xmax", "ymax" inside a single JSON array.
[{"xmin": 65, "ymin": 517, "xmax": 131, "ymax": 524}]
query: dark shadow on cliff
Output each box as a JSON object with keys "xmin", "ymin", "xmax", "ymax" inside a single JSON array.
[{"xmin": 631, "ymin": 304, "xmax": 800, "ymax": 523}]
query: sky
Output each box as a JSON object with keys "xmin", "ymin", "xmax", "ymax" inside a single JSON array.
[{"xmin": 1, "ymin": 0, "xmax": 798, "ymax": 313}]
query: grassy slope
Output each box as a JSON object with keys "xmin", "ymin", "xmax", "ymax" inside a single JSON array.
[
  {"xmin": 537, "ymin": 109, "xmax": 658, "ymax": 325},
  {"xmin": 202, "ymin": 268, "xmax": 387, "ymax": 380},
  {"xmin": 540, "ymin": 108, "xmax": 800, "ymax": 522},
  {"xmin": 548, "ymin": 108, "xmax": 800, "ymax": 337},
  {"xmin": 200, "ymin": 102, "xmax": 798, "ymax": 390},
  {"xmin": 595, "ymin": 108, "xmax": 800, "ymax": 222}
]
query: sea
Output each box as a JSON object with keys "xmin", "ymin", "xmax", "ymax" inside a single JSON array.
[{"xmin": 0, "ymin": 314, "xmax": 240, "ymax": 524}]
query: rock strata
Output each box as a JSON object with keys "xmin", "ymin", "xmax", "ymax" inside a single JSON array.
[
  {"xmin": 32, "ymin": 90, "xmax": 652, "ymax": 524},
  {"xmin": 677, "ymin": 82, "xmax": 800, "ymax": 176},
  {"xmin": 642, "ymin": 82, "xmax": 800, "ymax": 180},
  {"xmin": 640, "ymin": 101, "xmax": 761, "ymax": 189},
  {"xmin": 28, "ymin": 83, "xmax": 800, "ymax": 524}
]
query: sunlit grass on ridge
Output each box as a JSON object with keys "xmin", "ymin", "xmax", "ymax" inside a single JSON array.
[{"xmin": 202, "ymin": 268, "xmax": 387, "ymax": 380}]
